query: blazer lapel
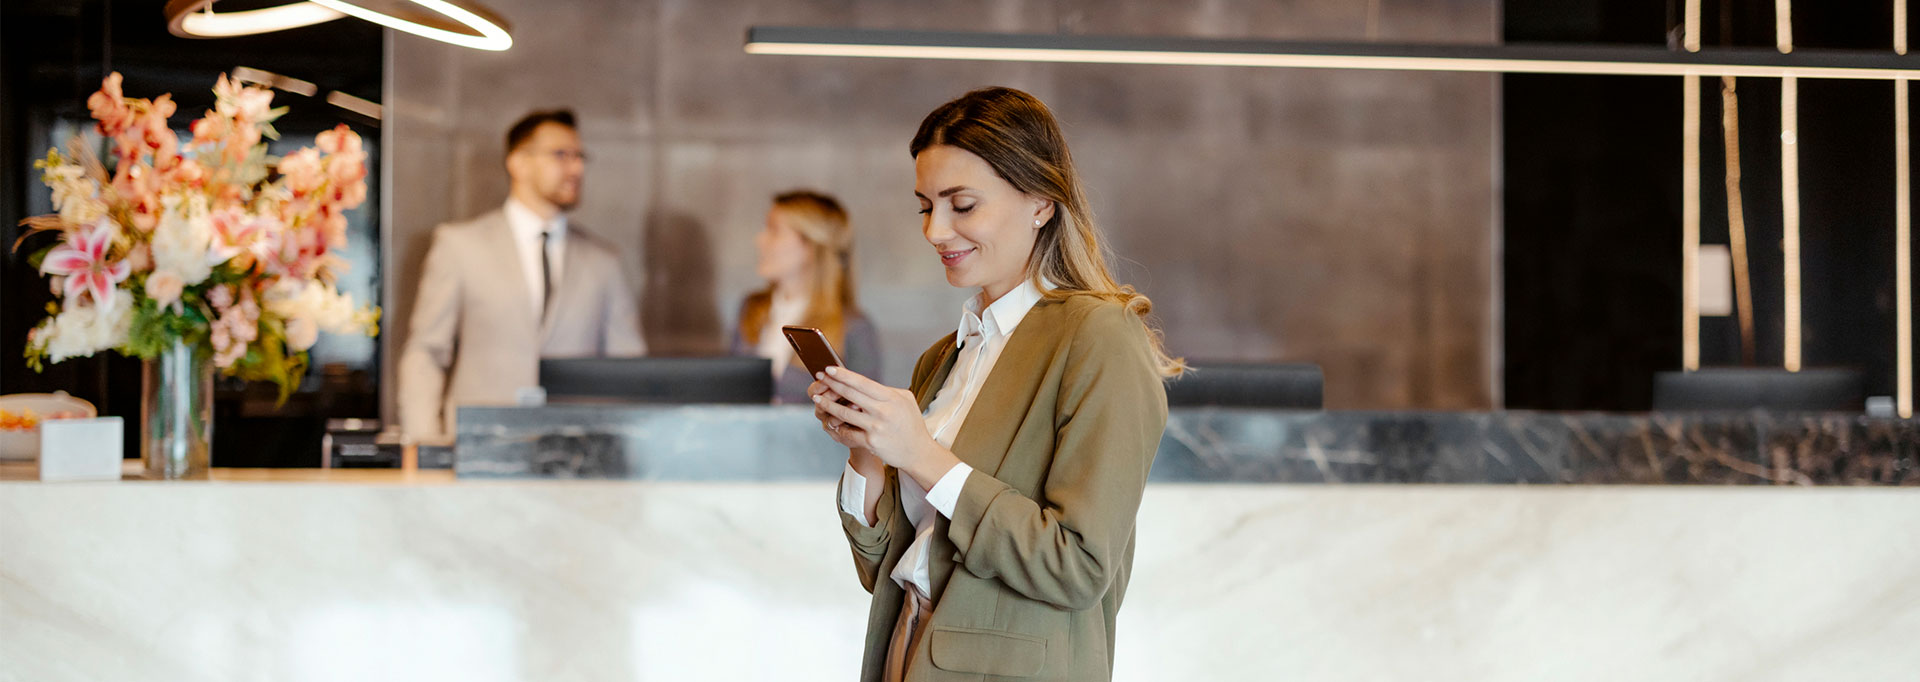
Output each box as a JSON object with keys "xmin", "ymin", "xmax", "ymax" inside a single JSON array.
[
  {"xmin": 484, "ymin": 212, "xmax": 541, "ymax": 333},
  {"xmin": 944, "ymin": 299, "xmax": 1057, "ymax": 480},
  {"xmin": 913, "ymin": 334, "xmax": 960, "ymax": 412}
]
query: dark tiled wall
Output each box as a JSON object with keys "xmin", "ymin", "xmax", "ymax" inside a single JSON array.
[{"xmin": 387, "ymin": 0, "xmax": 1498, "ymax": 415}]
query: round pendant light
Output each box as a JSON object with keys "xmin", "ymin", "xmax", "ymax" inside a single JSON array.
[
  {"xmin": 165, "ymin": 0, "xmax": 512, "ymax": 51},
  {"xmin": 308, "ymin": 0, "xmax": 512, "ymax": 51},
  {"xmin": 165, "ymin": 0, "xmax": 347, "ymax": 38}
]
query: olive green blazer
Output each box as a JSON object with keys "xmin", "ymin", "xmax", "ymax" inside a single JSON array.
[{"xmin": 838, "ymin": 294, "xmax": 1169, "ymax": 681}]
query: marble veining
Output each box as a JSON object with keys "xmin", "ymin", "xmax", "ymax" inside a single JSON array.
[
  {"xmin": 2, "ymin": 483, "xmax": 1915, "ymax": 681},
  {"xmin": 455, "ymin": 406, "xmax": 1920, "ymax": 485}
]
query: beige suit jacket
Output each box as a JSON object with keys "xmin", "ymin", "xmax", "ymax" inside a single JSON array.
[
  {"xmin": 839, "ymin": 295, "xmax": 1169, "ymax": 681},
  {"xmin": 397, "ymin": 209, "xmax": 646, "ymax": 440}
]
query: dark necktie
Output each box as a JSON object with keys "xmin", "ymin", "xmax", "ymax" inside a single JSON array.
[{"xmin": 540, "ymin": 230, "xmax": 555, "ymax": 321}]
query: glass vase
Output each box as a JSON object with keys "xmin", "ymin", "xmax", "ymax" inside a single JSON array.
[{"xmin": 141, "ymin": 338, "xmax": 213, "ymax": 479}]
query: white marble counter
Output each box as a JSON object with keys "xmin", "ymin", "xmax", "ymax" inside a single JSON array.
[{"xmin": 2, "ymin": 481, "xmax": 1916, "ymax": 681}]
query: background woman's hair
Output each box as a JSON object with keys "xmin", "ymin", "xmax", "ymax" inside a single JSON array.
[
  {"xmin": 911, "ymin": 87, "xmax": 1184, "ymax": 377},
  {"xmin": 740, "ymin": 190, "xmax": 861, "ymax": 349}
]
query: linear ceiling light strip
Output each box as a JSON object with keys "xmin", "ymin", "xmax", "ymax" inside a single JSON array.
[{"xmin": 745, "ymin": 28, "xmax": 1920, "ymax": 80}]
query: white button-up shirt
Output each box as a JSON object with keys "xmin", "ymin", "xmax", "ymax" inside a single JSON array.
[
  {"xmin": 503, "ymin": 198, "xmax": 567, "ymax": 321},
  {"xmin": 839, "ymin": 277, "xmax": 1051, "ymax": 601}
]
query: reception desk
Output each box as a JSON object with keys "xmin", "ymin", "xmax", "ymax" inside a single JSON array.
[
  {"xmin": 454, "ymin": 405, "xmax": 1920, "ymax": 485},
  {"xmin": 3, "ymin": 407, "xmax": 1917, "ymax": 682}
]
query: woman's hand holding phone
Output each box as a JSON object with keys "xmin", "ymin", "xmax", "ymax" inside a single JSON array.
[
  {"xmin": 789, "ymin": 325, "xmax": 961, "ymax": 486},
  {"xmin": 810, "ymin": 366, "xmax": 960, "ymax": 489}
]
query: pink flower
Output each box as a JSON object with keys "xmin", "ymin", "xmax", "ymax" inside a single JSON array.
[
  {"xmin": 209, "ymin": 209, "xmax": 283, "ymax": 267},
  {"xmin": 40, "ymin": 221, "xmax": 130, "ymax": 308},
  {"xmin": 212, "ymin": 74, "xmax": 275, "ymax": 123},
  {"xmin": 134, "ymin": 95, "xmax": 180, "ymax": 161},
  {"xmin": 142, "ymin": 117, "xmax": 180, "ymax": 165},
  {"xmin": 226, "ymin": 122, "xmax": 262, "ymax": 163},
  {"xmin": 208, "ymin": 285, "xmax": 261, "ymax": 369},
  {"xmin": 167, "ymin": 158, "xmax": 206, "ymax": 187},
  {"xmin": 110, "ymin": 165, "xmax": 164, "ymax": 232},
  {"xmin": 190, "ymin": 112, "xmax": 227, "ymax": 147},
  {"xmin": 208, "ymin": 283, "xmax": 234, "ymax": 310},
  {"xmin": 87, "ymin": 73, "xmax": 132, "ymax": 137},
  {"xmin": 315, "ymin": 124, "xmax": 360, "ymax": 156},
  {"xmin": 321, "ymin": 212, "xmax": 349, "ymax": 249},
  {"xmin": 129, "ymin": 194, "xmax": 162, "ymax": 233},
  {"xmin": 260, "ymin": 225, "xmax": 320, "ymax": 279},
  {"xmin": 331, "ymin": 178, "xmax": 368, "ymax": 211},
  {"xmin": 150, "ymin": 93, "xmax": 177, "ymax": 120},
  {"xmin": 279, "ymin": 148, "xmax": 324, "ymax": 194},
  {"xmin": 145, "ymin": 270, "xmax": 185, "ymax": 306},
  {"xmin": 125, "ymin": 243, "xmax": 152, "ymax": 273}
]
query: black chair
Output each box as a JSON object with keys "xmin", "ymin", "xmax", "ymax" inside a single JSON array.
[
  {"xmin": 1165, "ymin": 362, "xmax": 1323, "ymax": 409},
  {"xmin": 540, "ymin": 357, "xmax": 774, "ymax": 404},
  {"xmin": 1651, "ymin": 368, "xmax": 1865, "ymax": 412}
]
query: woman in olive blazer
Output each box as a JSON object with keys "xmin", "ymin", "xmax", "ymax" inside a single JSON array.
[{"xmin": 810, "ymin": 87, "xmax": 1183, "ymax": 682}]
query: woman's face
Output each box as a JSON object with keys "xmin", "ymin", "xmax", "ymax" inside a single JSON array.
[
  {"xmin": 755, "ymin": 207, "xmax": 813, "ymax": 285},
  {"xmin": 914, "ymin": 144, "xmax": 1053, "ymax": 304}
]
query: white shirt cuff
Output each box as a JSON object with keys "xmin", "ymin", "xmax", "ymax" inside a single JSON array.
[
  {"xmin": 924, "ymin": 462, "xmax": 974, "ymax": 519},
  {"xmin": 839, "ymin": 463, "xmax": 872, "ymax": 527}
]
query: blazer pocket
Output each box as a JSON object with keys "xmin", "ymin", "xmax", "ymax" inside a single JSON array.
[{"xmin": 929, "ymin": 626, "xmax": 1047, "ymax": 677}]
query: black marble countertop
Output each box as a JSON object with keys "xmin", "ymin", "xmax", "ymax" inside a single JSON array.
[{"xmin": 453, "ymin": 405, "xmax": 1920, "ymax": 485}]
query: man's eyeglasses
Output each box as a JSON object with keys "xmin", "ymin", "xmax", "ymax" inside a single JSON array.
[{"xmin": 530, "ymin": 149, "xmax": 588, "ymax": 164}]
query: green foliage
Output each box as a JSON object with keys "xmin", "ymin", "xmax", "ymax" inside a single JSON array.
[
  {"xmin": 232, "ymin": 315, "xmax": 307, "ymax": 405},
  {"xmin": 123, "ymin": 292, "xmax": 210, "ymax": 360},
  {"xmin": 24, "ymin": 243, "xmax": 54, "ymax": 270}
]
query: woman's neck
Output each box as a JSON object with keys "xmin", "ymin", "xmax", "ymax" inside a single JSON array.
[
  {"xmin": 979, "ymin": 272, "xmax": 1032, "ymax": 308},
  {"xmin": 773, "ymin": 277, "xmax": 808, "ymax": 304}
]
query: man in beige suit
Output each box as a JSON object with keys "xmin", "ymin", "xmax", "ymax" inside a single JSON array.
[{"xmin": 398, "ymin": 110, "xmax": 646, "ymax": 441}]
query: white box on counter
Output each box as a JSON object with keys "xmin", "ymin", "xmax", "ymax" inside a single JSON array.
[{"xmin": 38, "ymin": 417, "xmax": 124, "ymax": 482}]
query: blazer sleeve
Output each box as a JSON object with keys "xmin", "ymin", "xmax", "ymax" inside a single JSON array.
[
  {"xmin": 839, "ymin": 467, "xmax": 900, "ymax": 594},
  {"xmin": 839, "ymin": 335, "xmax": 949, "ymax": 592},
  {"xmin": 396, "ymin": 227, "xmax": 461, "ymax": 441},
  {"xmin": 600, "ymin": 254, "xmax": 647, "ymax": 357},
  {"xmin": 944, "ymin": 304, "xmax": 1168, "ymax": 610}
]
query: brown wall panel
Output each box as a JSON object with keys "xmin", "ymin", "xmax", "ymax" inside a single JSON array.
[{"xmin": 387, "ymin": 0, "xmax": 1497, "ymax": 413}]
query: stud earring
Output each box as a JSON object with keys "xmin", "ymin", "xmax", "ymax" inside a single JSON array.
[{"xmin": 1035, "ymin": 219, "xmax": 1044, "ymax": 226}]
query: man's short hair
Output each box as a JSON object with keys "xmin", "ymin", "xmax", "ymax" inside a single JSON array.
[{"xmin": 506, "ymin": 109, "xmax": 578, "ymax": 155}]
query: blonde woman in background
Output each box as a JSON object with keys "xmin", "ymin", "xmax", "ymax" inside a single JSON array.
[{"xmin": 733, "ymin": 190, "xmax": 882, "ymax": 403}]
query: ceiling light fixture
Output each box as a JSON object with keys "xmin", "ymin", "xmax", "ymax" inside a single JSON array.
[
  {"xmin": 308, "ymin": 0, "xmax": 512, "ymax": 51},
  {"xmin": 326, "ymin": 91, "xmax": 383, "ymax": 120},
  {"xmin": 744, "ymin": 27, "xmax": 1920, "ymax": 80},
  {"xmin": 231, "ymin": 66, "xmax": 319, "ymax": 97},
  {"xmin": 165, "ymin": 0, "xmax": 346, "ymax": 38}
]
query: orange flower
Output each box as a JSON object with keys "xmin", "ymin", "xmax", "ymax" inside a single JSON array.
[
  {"xmin": 87, "ymin": 72, "xmax": 133, "ymax": 137},
  {"xmin": 315, "ymin": 124, "xmax": 360, "ymax": 156},
  {"xmin": 278, "ymin": 148, "xmax": 325, "ymax": 194}
]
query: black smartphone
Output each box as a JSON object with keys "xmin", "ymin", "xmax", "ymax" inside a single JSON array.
[{"xmin": 782, "ymin": 325, "xmax": 852, "ymax": 405}]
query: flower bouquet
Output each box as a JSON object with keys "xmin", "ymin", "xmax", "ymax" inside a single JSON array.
[{"xmin": 16, "ymin": 72, "xmax": 379, "ymax": 477}]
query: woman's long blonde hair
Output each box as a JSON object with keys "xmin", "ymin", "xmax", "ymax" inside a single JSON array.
[
  {"xmin": 911, "ymin": 87, "xmax": 1184, "ymax": 377},
  {"xmin": 740, "ymin": 190, "xmax": 861, "ymax": 349}
]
